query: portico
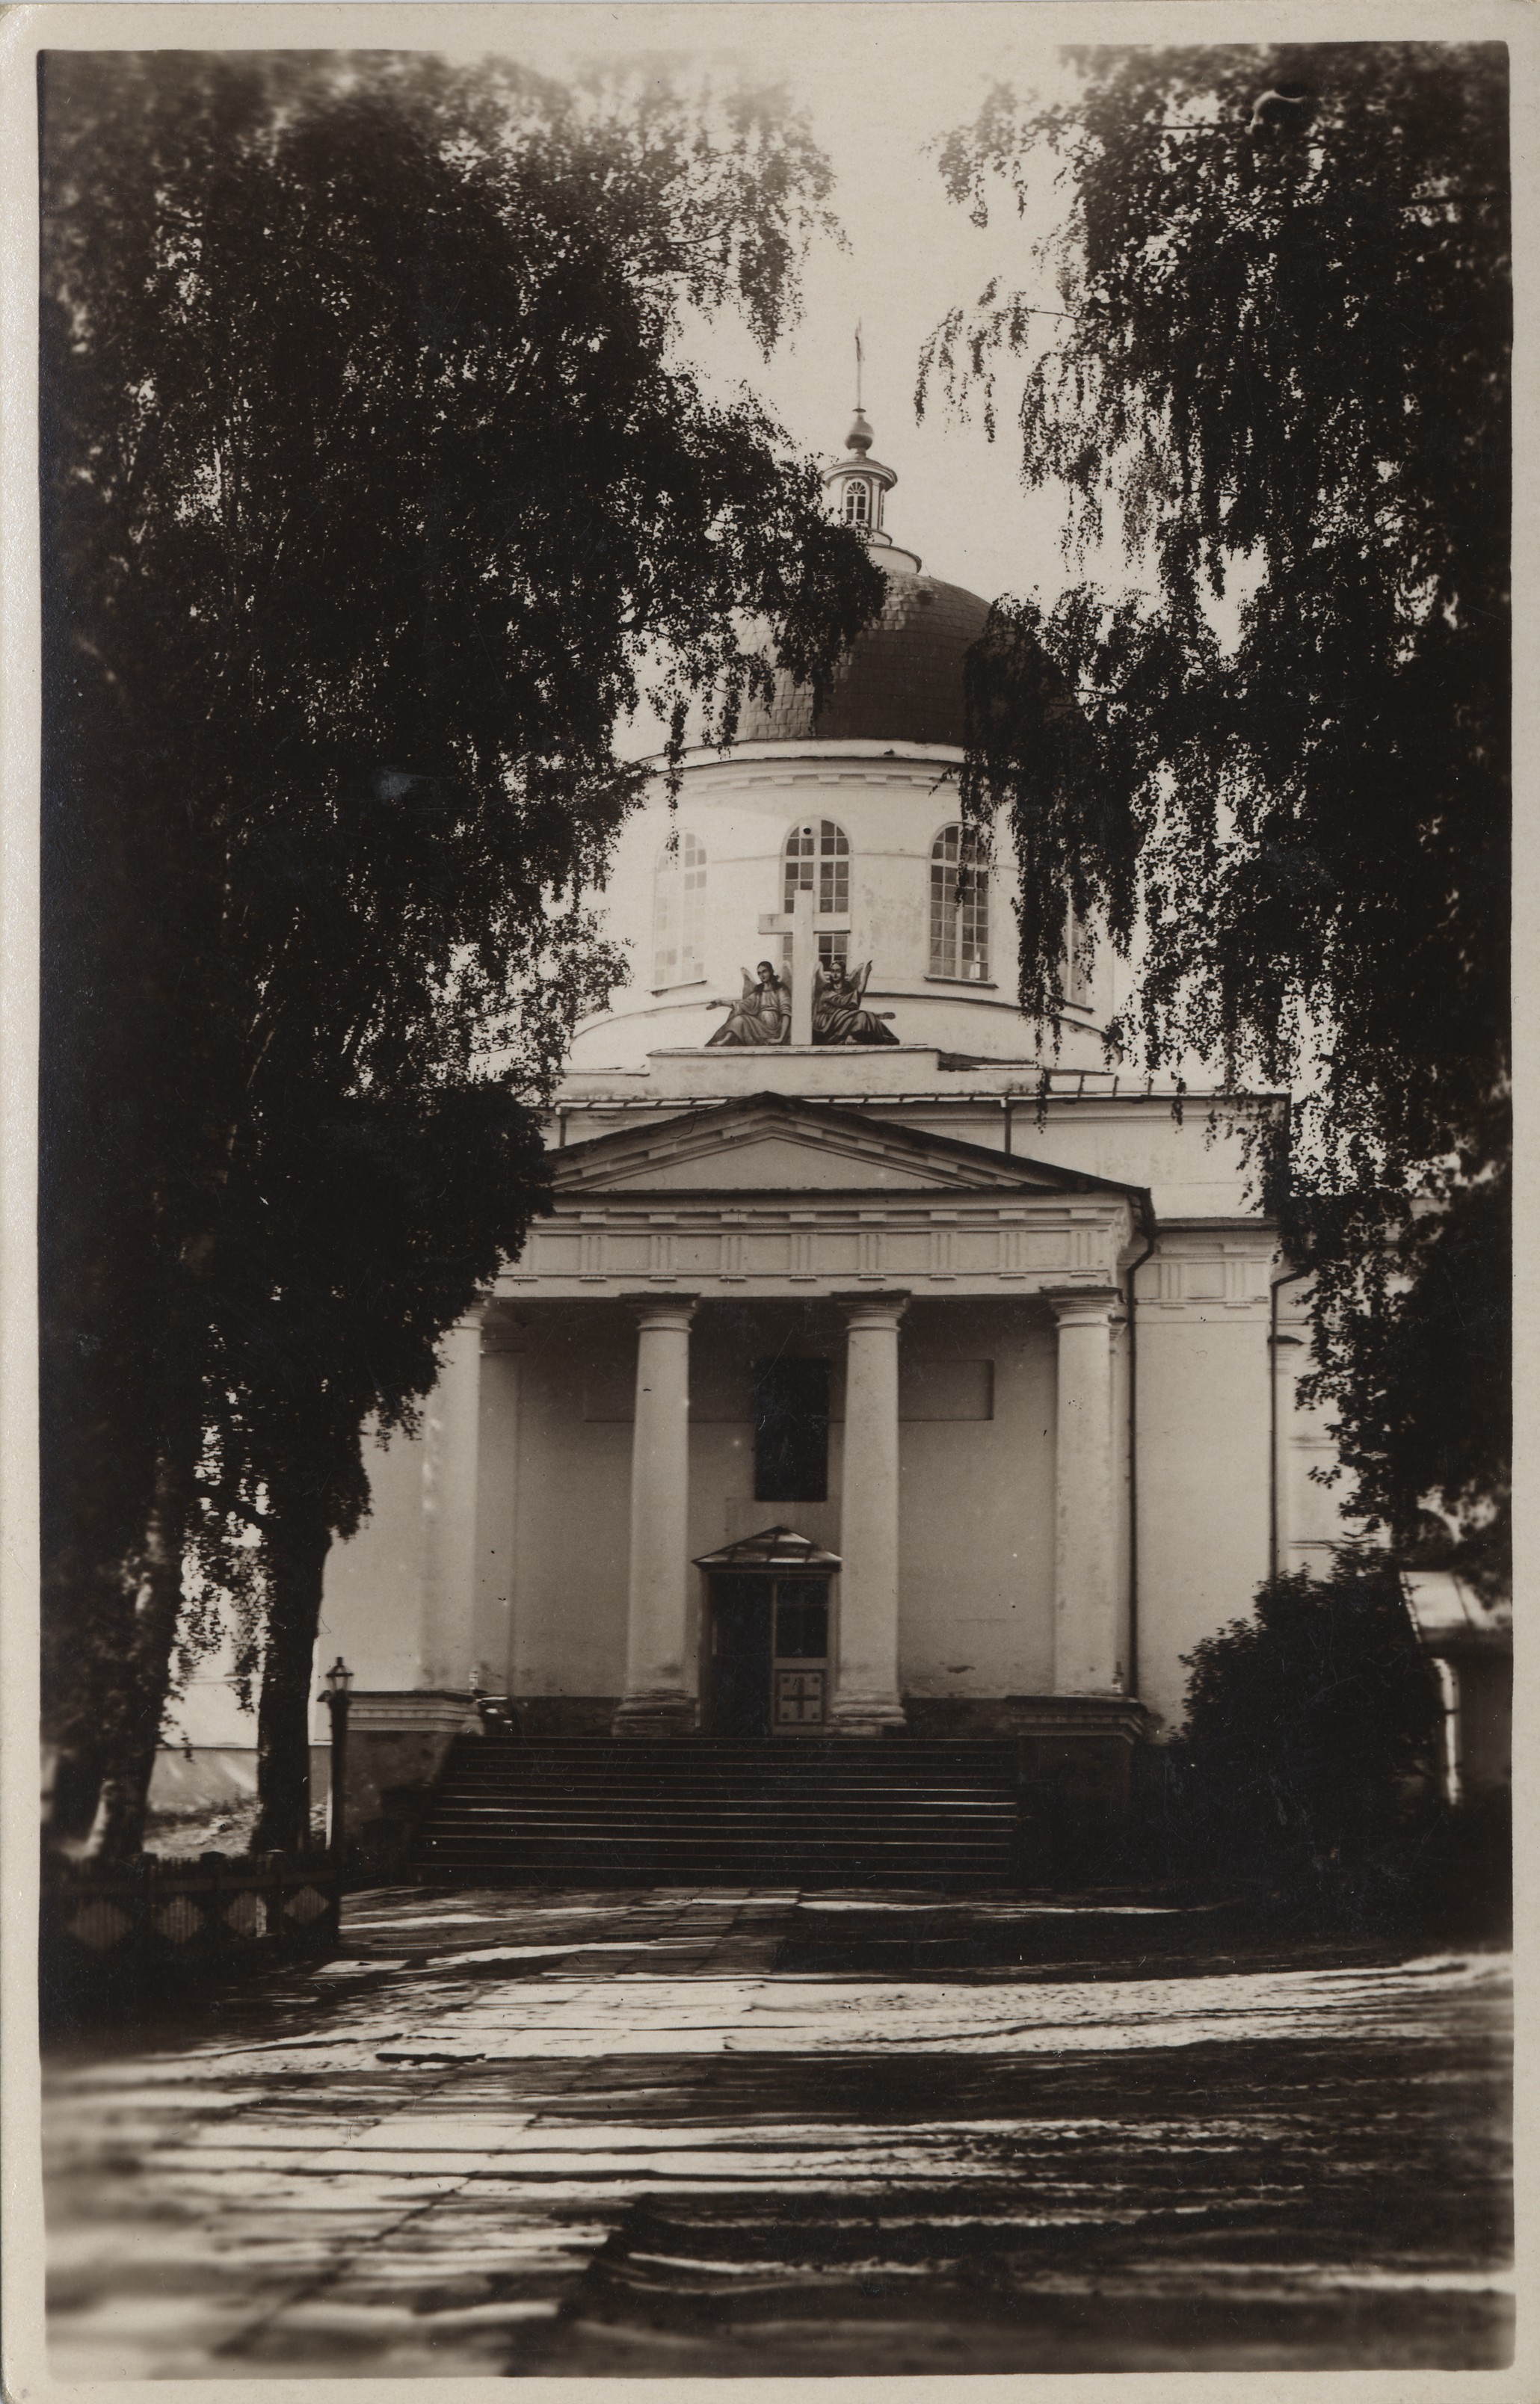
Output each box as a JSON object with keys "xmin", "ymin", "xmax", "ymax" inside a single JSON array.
[{"xmin": 476, "ymin": 1093, "xmax": 1151, "ymax": 1754}]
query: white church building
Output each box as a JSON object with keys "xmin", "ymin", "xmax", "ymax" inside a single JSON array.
[{"xmin": 295, "ymin": 407, "xmax": 1365, "ymax": 1872}]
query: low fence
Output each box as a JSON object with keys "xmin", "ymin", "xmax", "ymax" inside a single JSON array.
[{"xmin": 40, "ymin": 1849, "xmax": 341, "ymax": 2022}]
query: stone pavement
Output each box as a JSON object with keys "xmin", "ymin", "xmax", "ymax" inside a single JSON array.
[{"xmin": 43, "ymin": 1885, "xmax": 1512, "ymax": 2378}]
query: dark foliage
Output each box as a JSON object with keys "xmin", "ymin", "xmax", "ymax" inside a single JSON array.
[
  {"xmin": 40, "ymin": 49, "xmax": 883, "ymax": 1851},
  {"xmin": 925, "ymin": 43, "xmax": 1509, "ymax": 1588},
  {"xmin": 1167, "ymin": 1558, "xmax": 1444, "ymax": 1922}
]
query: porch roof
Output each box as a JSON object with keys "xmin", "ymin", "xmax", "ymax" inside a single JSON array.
[{"xmin": 693, "ymin": 1525, "xmax": 843, "ymax": 1574}]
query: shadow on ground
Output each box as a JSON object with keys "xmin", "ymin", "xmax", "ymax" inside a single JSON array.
[{"xmin": 41, "ymin": 1884, "xmax": 1512, "ymax": 2379}]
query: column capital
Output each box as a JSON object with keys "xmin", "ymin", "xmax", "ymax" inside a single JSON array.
[
  {"xmin": 1044, "ymin": 1286, "xmax": 1123, "ymax": 1328},
  {"xmin": 620, "ymin": 1292, "xmax": 701, "ymax": 1333},
  {"xmin": 832, "ymin": 1289, "xmax": 911, "ymax": 1330}
]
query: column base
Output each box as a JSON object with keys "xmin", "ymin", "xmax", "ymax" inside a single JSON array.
[
  {"xmin": 611, "ymin": 1691, "xmax": 699, "ymax": 1737},
  {"xmin": 828, "ymin": 1696, "xmax": 908, "ymax": 1738}
]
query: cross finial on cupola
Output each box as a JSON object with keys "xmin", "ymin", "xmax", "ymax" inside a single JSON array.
[{"xmin": 825, "ymin": 333, "xmax": 911, "ymax": 561}]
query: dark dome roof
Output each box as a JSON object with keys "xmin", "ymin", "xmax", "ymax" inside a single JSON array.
[{"xmin": 738, "ymin": 573, "xmax": 991, "ymax": 749}]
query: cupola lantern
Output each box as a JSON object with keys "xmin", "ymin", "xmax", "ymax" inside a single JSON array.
[{"xmin": 823, "ymin": 334, "xmax": 917, "ymax": 573}]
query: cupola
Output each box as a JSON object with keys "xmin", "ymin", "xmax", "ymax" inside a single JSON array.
[
  {"xmin": 734, "ymin": 377, "xmax": 988, "ymax": 747},
  {"xmin": 823, "ymin": 366, "xmax": 920, "ymax": 574}
]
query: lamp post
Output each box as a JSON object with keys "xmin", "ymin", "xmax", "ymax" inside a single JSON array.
[{"xmin": 319, "ymin": 1656, "xmax": 354, "ymax": 1876}]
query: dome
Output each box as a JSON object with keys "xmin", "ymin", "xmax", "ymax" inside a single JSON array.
[{"xmin": 737, "ymin": 573, "xmax": 992, "ymax": 750}]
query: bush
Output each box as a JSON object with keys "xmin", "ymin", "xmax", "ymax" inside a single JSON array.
[{"xmin": 1167, "ymin": 1556, "xmax": 1445, "ymax": 1926}]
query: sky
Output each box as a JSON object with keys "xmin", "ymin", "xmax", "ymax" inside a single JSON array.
[{"xmin": 434, "ymin": 4, "xmax": 1115, "ymax": 610}]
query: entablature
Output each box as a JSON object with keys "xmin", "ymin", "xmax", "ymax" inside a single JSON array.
[{"xmin": 499, "ymin": 1188, "xmax": 1140, "ymax": 1300}]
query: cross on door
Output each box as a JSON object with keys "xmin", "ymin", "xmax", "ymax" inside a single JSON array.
[{"xmin": 758, "ymin": 883, "xmax": 851, "ymax": 1048}]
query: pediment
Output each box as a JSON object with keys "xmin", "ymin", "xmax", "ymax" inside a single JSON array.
[
  {"xmin": 614, "ymin": 1132, "xmax": 946, "ymax": 1193},
  {"xmin": 552, "ymin": 1093, "xmax": 1148, "ymax": 1210}
]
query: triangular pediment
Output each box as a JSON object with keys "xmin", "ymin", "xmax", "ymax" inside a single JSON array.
[{"xmin": 553, "ymin": 1093, "xmax": 1149, "ymax": 1209}]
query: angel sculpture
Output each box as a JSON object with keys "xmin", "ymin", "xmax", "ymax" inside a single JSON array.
[
  {"xmin": 813, "ymin": 957, "xmax": 899, "ymax": 1045},
  {"xmin": 706, "ymin": 960, "xmax": 790, "ymax": 1047}
]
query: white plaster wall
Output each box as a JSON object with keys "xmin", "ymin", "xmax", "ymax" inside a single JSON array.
[
  {"xmin": 197, "ymin": 1248, "xmax": 1284, "ymax": 1750},
  {"xmin": 511, "ymin": 1313, "xmax": 634, "ymax": 1700},
  {"xmin": 875, "ymin": 1096, "xmax": 1267, "ymax": 1223},
  {"xmin": 1274, "ymin": 1284, "xmax": 1370, "ymax": 1574},
  {"xmin": 162, "ymin": 1422, "xmax": 443, "ymax": 1749},
  {"xmin": 314, "ymin": 1416, "xmax": 434, "ymax": 1703},
  {"xmin": 569, "ymin": 745, "xmax": 1110, "ymax": 1073},
  {"xmin": 179, "ymin": 1266, "xmax": 1282, "ymax": 1745},
  {"xmin": 1133, "ymin": 1289, "xmax": 1273, "ymax": 1735},
  {"xmin": 496, "ymin": 1298, "xmax": 1058, "ymax": 1709},
  {"xmin": 1016, "ymin": 1103, "xmax": 1272, "ymax": 1223},
  {"xmin": 896, "ymin": 1301, "xmax": 1056, "ymax": 1697},
  {"xmin": 160, "ymin": 1639, "xmax": 257, "ymax": 1750},
  {"xmin": 552, "ymin": 1094, "xmax": 1272, "ymax": 1225}
]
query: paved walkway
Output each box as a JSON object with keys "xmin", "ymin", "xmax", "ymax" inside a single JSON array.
[{"xmin": 43, "ymin": 1886, "xmax": 1512, "ymax": 2377}]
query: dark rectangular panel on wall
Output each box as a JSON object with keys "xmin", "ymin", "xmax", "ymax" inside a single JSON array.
[{"xmin": 754, "ymin": 1357, "xmax": 831, "ymax": 1501}]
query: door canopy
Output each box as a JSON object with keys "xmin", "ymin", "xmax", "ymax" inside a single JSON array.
[{"xmin": 693, "ymin": 1525, "xmax": 842, "ymax": 1575}]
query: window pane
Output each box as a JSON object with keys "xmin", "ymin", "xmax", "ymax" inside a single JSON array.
[
  {"xmin": 1065, "ymin": 903, "xmax": 1089, "ymax": 1002},
  {"xmin": 655, "ymin": 833, "xmax": 706, "ymax": 985},
  {"xmin": 783, "ymin": 820, "xmax": 849, "ymax": 922},
  {"xmin": 930, "ymin": 824, "xmax": 988, "ymax": 979},
  {"xmin": 783, "ymin": 822, "xmax": 815, "ymax": 910},
  {"xmin": 653, "ymin": 878, "xmax": 678, "ymax": 986},
  {"xmin": 774, "ymin": 1586, "xmax": 828, "ymax": 1659}
]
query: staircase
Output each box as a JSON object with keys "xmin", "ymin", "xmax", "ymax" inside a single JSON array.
[{"xmin": 412, "ymin": 1737, "xmax": 1027, "ymax": 1888}]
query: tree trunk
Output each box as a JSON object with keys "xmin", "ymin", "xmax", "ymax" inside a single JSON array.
[
  {"xmin": 253, "ymin": 1475, "xmax": 334, "ymax": 1856},
  {"xmin": 82, "ymin": 1440, "xmax": 193, "ymax": 1861}
]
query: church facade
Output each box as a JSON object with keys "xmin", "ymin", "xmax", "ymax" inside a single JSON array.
[{"xmin": 315, "ymin": 410, "xmax": 1355, "ymax": 1858}]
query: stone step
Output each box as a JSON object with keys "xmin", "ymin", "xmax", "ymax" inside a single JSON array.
[
  {"xmin": 418, "ymin": 1855, "xmax": 1018, "ymax": 1875},
  {"xmin": 428, "ymin": 1802, "xmax": 1016, "ymax": 1819},
  {"xmin": 444, "ymin": 1765, "xmax": 1015, "ymax": 1777},
  {"xmin": 437, "ymin": 1788, "xmax": 1018, "ymax": 1807},
  {"xmin": 455, "ymin": 1740, "xmax": 1020, "ymax": 1758},
  {"xmin": 443, "ymin": 1798, "xmax": 1014, "ymax": 1810},
  {"xmin": 413, "ymin": 1733, "xmax": 1027, "ymax": 1886},
  {"xmin": 422, "ymin": 1829, "xmax": 1012, "ymax": 1846},
  {"xmin": 442, "ymin": 1793, "xmax": 1015, "ymax": 1810},
  {"xmin": 425, "ymin": 1847, "xmax": 1014, "ymax": 1864},
  {"xmin": 446, "ymin": 1763, "xmax": 1020, "ymax": 1783}
]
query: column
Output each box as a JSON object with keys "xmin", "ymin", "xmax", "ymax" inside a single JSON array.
[
  {"xmin": 1048, "ymin": 1289, "xmax": 1125, "ymax": 1694},
  {"xmin": 830, "ymin": 1292, "xmax": 909, "ymax": 1735},
  {"xmin": 612, "ymin": 1296, "xmax": 698, "ymax": 1735},
  {"xmin": 476, "ymin": 1329, "xmax": 524, "ymax": 1698},
  {"xmin": 419, "ymin": 1312, "xmax": 484, "ymax": 1691}
]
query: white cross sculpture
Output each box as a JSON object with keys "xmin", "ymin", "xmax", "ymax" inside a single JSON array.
[{"xmin": 757, "ymin": 881, "xmax": 851, "ymax": 1048}]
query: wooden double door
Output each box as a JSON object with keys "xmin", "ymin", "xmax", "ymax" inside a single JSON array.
[{"xmin": 705, "ymin": 1574, "xmax": 831, "ymax": 1737}]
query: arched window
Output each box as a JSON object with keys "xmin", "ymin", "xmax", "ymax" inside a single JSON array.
[
  {"xmin": 653, "ymin": 830, "xmax": 707, "ymax": 987},
  {"xmin": 843, "ymin": 480, "xmax": 869, "ymax": 527},
  {"xmin": 930, "ymin": 825, "xmax": 990, "ymax": 981},
  {"xmin": 783, "ymin": 819, "xmax": 851, "ymax": 969},
  {"xmin": 1064, "ymin": 902, "xmax": 1091, "ymax": 1005}
]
